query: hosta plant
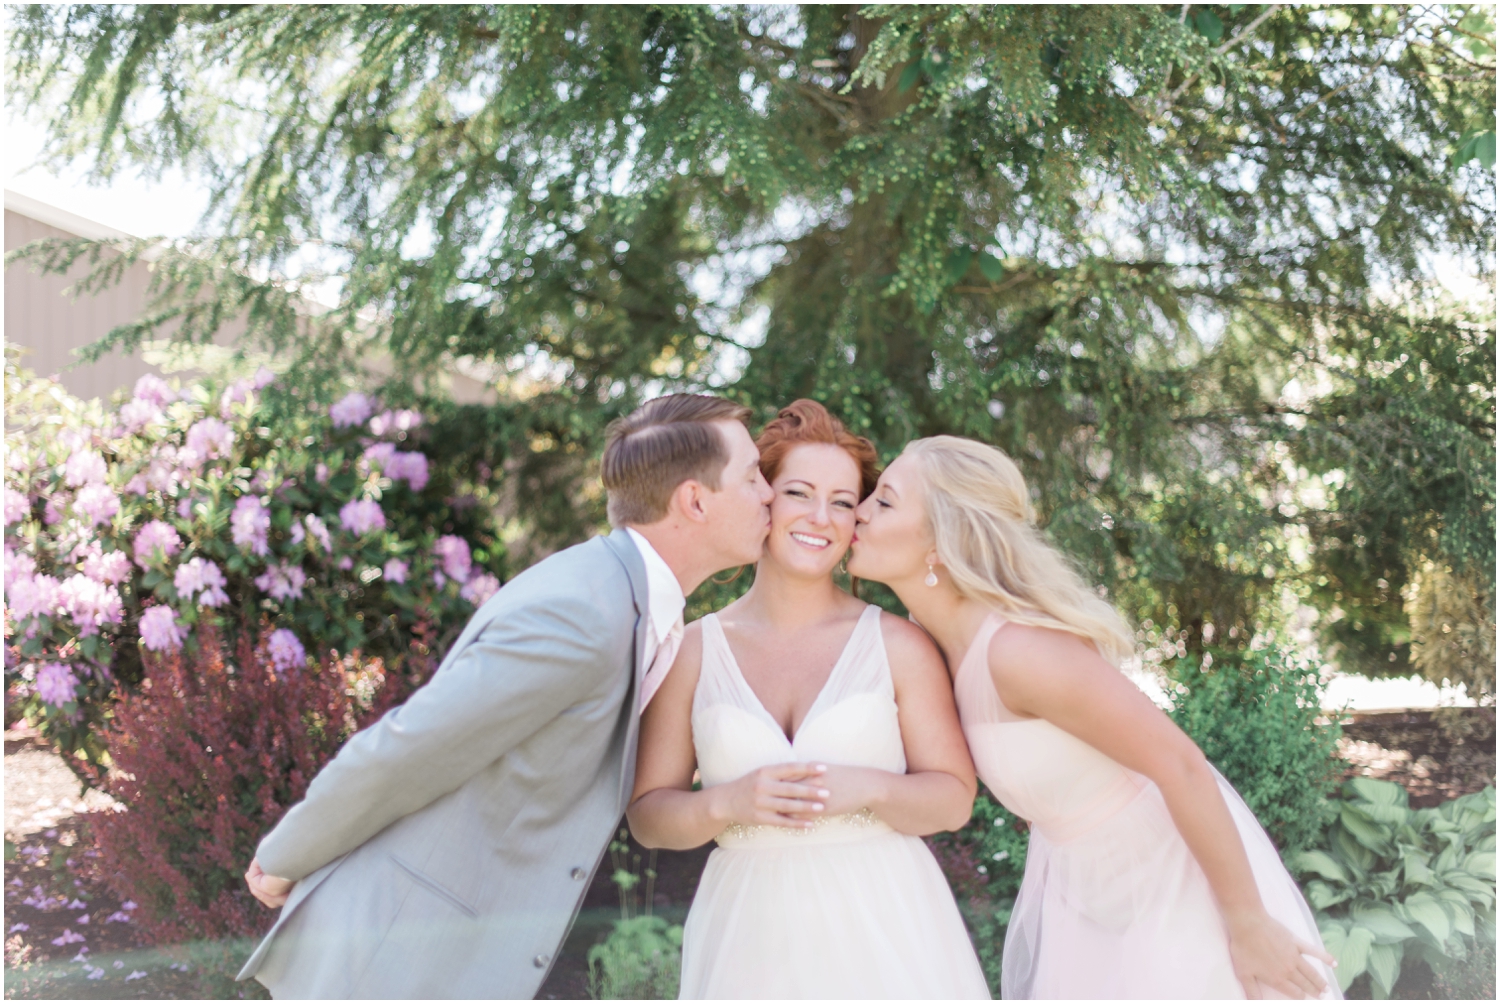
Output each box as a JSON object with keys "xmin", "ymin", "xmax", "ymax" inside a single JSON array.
[
  {"xmin": 3, "ymin": 354, "xmax": 506, "ymax": 768},
  {"xmin": 1292, "ymin": 778, "xmax": 1496, "ymax": 998}
]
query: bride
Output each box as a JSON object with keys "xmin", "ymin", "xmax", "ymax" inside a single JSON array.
[
  {"xmin": 847, "ymin": 435, "xmax": 1338, "ymax": 1000},
  {"xmin": 627, "ymin": 401, "xmax": 990, "ymax": 999}
]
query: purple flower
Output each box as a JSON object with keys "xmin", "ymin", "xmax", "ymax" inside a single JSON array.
[
  {"xmin": 254, "ymin": 563, "xmax": 307, "ymax": 601},
  {"xmin": 185, "ymin": 418, "xmax": 234, "ymax": 461},
  {"xmin": 369, "ymin": 409, "xmax": 424, "ymax": 437},
  {"xmin": 43, "ymin": 500, "xmax": 62, "ymax": 525},
  {"xmin": 4, "ymin": 547, "xmax": 35, "ymax": 590},
  {"xmin": 35, "ymin": 663, "xmax": 79, "ymax": 706},
  {"xmin": 64, "ymin": 451, "xmax": 108, "ymax": 487},
  {"xmin": 337, "ymin": 555, "xmax": 354, "ymax": 570},
  {"xmin": 433, "ymin": 535, "xmax": 472, "ymax": 584},
  {"xmin": 251, "ymin": 366, "xmax": 276, "ymax": 390},
  {"xmin": 382, "ymin": 559, "xmax": 409, "ymax": 584},
  {"xmin": 460, "ymin": 572, "xmax": 500, "ymax": 606},
  {"xmin": 144, "ymin": 458, "xmax": 176, "ymax": 492},
  {"xmin": 231, "ymin": 496, "xmax": 270, "ymax": 556},
  {"xmin": 75, "ymin": 483, "xmax": 120, "ymax": 526},
  {"xmin": 50, "ymin": 928, "xmax": 85, "ymax": 947},
  {"xmin": 119, "ymin": 398, "xmax": 162, "ymax": 434},
  {"xmin": 3, "ymin": 486, "xmax": 29, "ymax": 524},
  {"xmin": 302, "ymin": 514, "xmax": 331, "ymax": 553},
  {"xmin": 83, "ymin": 549, "xmax": 131, "ymax": 585},
  {"xmin": 174, "ymin": 557, "xmax": 229, "ymax": 607},
  {"xmin": 362, "ymin": 443, "xmax": 396, "ymax": 470},
  {"xmin": 8, "ymin": 573, "xmax": 61, "ymax": 619},
  {"xmin": 133, "ymin": 520, "xmax": 183, "ymax": 568},
  {"xmin": 267, "ymin": 628, "xmax": 306, "ymax": 672},
  {"xmin": 132, "ymin": 374, "xmax": 174, "ymax": 408},
  {"xmin": 139, "ymin": 606, "xmax": 186, "ymax": 652},
  {"xmin": 385, "ymin": 451, "xmax": 430, "ymax": 492},
  {"xmin": 315, "ymin": 463, "xmax": 330, "ymax": 483},
  {"xmin": 339, "ymin": 499, "xmax": 386, "ymax": 536},
  {"xmin": 58, "ymin": 576, "xmax": 124, "ymax": 636},
  {"xmin": 329, "ymin": 392, "xmax": 375, "ymax": 429},
  {"xmin": 123, "ymin": 474, "xmax": 148, "ymax": 495}
]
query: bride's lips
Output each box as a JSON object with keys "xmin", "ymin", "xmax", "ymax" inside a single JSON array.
[{"xmin": 789, "ymin": 531, "xmax": 831, "ymax": 550}]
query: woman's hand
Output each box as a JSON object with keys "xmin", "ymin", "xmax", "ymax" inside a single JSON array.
[
  {"xmin": 1227, "ymin": 909, "xmax": 1335, "ymax": 999},
  {"xmin": 800, "ymin": 765, "xmax": 890, "ymax": 818},
  {"xmin": 707, "ymin": 762, "xmax": 829, "ymax": 829}
]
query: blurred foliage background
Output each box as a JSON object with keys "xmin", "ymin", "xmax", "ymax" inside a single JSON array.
[{"xmin": 7, "ymin": 3, "xmax": 1495, "ymax": 692}]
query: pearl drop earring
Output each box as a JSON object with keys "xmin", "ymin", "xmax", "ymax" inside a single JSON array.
[{"xmin": 924, "ymin": 563, "xmax": 939, "ymax": 587}]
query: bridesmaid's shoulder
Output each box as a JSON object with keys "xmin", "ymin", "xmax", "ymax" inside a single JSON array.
[{"xmin": 987, "ymin": 620, "xmax": 1100, "ymax": 681}]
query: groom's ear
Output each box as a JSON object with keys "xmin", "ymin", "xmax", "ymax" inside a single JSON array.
[{"xmin": 667, "ymin": 478, "xmax": 711, "ymax": 524}]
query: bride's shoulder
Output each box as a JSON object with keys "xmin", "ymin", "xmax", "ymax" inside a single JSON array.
[{"xmin": 874, "ymin": 609, "xmax": 945, "ymax": 670}]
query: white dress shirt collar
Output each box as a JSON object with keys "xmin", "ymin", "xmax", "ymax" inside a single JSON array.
[{"xmin": 624, "ymin": 528, "xmax": 686, "ymax": 645}]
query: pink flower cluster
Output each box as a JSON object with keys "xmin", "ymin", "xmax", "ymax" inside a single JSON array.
[
  {"xmin": 370, "ymin": 409, "xmax": 424, "ymax": 437},
  {"xmin": 184, "ymin": 418, "xmax": 234, "ymax": 463},
  {"xmin": 291, "ymin": 513, "xmax": 332, "ymax": 552},
  {"xmin": 174, "ymin": 557, "xmax": 229, "ymax": 607},
  {"xmin": 58, "ymin": 575, "xmax": 124, "ymax": 636},
  {"xmin": 382, "ymin": 559, "xmax": 409, "ymax": 584},
  {"xmin": 231, "ymin": 496, "xmax": 270, "ymax": 555},
  {"xmin": 64, "ymin": 451, "xmax": 108, "ymax": 487},
  {"xmin": 254, "ymin": 563, "xmax": 307, "ymax": 602},
  {"xmin": 267, "ymin": 628, "xmax": 306, "ymax": 672},
  {"xmin": 35, "ymin": 663, "xmax": 79, "ymax": 706},
  {"xmin": 133, "ymin": 520, "xmax": 182, "ymax": 568},
  {"xmin": 460, "ymin": 572, "xmax": 501, "ymax": 606},
  {"xmin": 4, "ymin": 486, "xmax": 29, "ymax": 524},
  {"xmin": 82, "ymin": 546, "xmax": 131, "ymax": 585},
  {"xmin": 139, "ymin": 606, "xmax": 185, "ymax": 652},
  {"xmin": 330, "ymin": 392, "xmax": 375, "ymax": 429},
  {"xmin": 339, "ymin": 499, "xmax": 386, "ymax": 536},
  {"xmin": 75, "ymin": 483, "xmax": 120, "ymax": 526},
  {"xmin": 362, "ymin": 444, "xmax": 430, "ymax": 491},
  {"xmin": 7, "ymin": 571, "xmax": 59, "ymax": 620},
  {"xmin": 432, "ymin": 535, "xmax": 472, "ymax": 586}
]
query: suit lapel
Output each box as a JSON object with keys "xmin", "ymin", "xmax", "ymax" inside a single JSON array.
[{"xmin": 600, "ymin": 531, "xmax": 651, "ymax": 810}]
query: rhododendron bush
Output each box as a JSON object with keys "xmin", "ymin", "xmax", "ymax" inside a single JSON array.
[{"xmin": 4, "ymin": 356, "xmax": 506, "ymax": 766}]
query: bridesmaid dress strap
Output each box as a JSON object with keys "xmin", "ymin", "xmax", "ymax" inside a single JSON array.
[{"xmin": 959, "ymin": 613, "xmax": 1033, "ymax": 725}]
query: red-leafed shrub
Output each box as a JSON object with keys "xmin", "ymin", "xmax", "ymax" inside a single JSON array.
[{"xmin": 88, "ymin": 627, "xmax": 426, "ymax": 943}]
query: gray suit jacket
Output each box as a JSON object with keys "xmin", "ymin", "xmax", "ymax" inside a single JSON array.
[{"xmin": 236, "ymin": 531, "xmax": 650, "ymax": 999}]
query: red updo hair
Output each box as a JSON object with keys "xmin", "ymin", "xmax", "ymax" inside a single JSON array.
[{"xmin": 756, "ymin": 399, "xmax": 880, "ymax": 499}]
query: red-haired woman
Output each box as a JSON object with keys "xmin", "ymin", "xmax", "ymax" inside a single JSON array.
[{"xmin": 628, "ymin": 400, "xmax": 989, "ymax": 999}]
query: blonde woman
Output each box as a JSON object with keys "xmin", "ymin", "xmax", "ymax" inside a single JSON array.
[{"xmin": 847, "ymin": 435, "xmax": 1339, "ymax": 1000}]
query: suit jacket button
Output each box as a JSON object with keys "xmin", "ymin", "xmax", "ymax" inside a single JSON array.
[
  {"xmin": 570, "ymin": 867, "xmax": 587, "ymax": 881},
  {"xmin": 533, "ymin": 954, "xmax": 550, "ymax": 968}
]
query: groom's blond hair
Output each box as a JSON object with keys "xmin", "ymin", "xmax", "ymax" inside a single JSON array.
[{"xmin": 603, "ymin": 394, "xmax": 753, "ymax": 527}]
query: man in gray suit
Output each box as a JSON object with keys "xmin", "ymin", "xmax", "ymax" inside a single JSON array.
[{"xmin": 237, "ymin": 394, "xmax": 773, "ymax": 998}]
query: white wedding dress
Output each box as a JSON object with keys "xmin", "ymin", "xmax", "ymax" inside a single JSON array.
[{"xmin": 678, "ymin": 604, "xmax": 991, "ymax": 999}]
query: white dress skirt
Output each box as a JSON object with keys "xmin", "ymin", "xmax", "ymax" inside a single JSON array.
[{"xmin": 678, "ymin": 606, "xmax": 991, "ymax": 999}]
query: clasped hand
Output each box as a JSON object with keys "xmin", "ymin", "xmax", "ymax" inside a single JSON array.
[
  {"xmin": 245, "ymin": 856, "xmax": 295, "ymax": 909},
  {"xmin": 712, "ymin": 762, "xmax": 884, "ymax": 829}
]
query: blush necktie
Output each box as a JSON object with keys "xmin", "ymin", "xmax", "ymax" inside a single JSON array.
[{"xmin": 640, "ymin": 616, "xmax": 684, "ymax": 710}]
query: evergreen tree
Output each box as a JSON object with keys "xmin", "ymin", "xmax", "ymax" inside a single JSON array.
[{"xmin": 8, "ymin": 4, "xmax": 1494, "ymax": 680}]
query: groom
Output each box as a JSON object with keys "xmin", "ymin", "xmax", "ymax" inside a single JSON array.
[{"xmin": 236, "ymin": 394, "xmax": 772, "ymax": 998}]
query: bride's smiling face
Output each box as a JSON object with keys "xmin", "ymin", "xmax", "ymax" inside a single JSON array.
[{"xmin": 762, "ymin": 443, "xmax": 862, "ymax": 579}]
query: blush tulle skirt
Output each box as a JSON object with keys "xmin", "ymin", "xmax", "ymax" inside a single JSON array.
[{"xmin": 1001, "ymin": 771, "xmax": 1340, "ymax": 1000}]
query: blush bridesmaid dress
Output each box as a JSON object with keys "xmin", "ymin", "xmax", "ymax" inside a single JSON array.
[{"xmin": 954, "ymin": 613, "xmax": 1339, "ymax": 1000}]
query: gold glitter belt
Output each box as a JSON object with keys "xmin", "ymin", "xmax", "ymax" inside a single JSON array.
[{"xmin": 715, "ymin": 808, "xmax": 894, "ymax": 848}]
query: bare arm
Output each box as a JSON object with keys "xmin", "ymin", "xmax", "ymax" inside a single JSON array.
[
  {"xmin": 626, "ymin": 623, "xmax": 828, "ymax": 850},
  {"xmin": 814, "ymin": 614, "xmax": 977, "ymax": 835},
  {"xmin": 989, "ymin": 625, "xmax": 1332, "ymax": 999}
]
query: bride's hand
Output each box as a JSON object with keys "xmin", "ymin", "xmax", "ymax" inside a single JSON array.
[
  {"xmin": 1227, "ymin": 909, "xmax": 1335, "ymax": 999},
  {"xmin": 799, "ymin": 765, "xmax": 888, "ymax": 818},
  {"xmin": 709, "ymin": 762, "xmax": 829, "ymax": 829}
]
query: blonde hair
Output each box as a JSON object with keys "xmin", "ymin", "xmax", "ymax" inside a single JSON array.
[{"xmin": 904, "ymin": 436, "xmax": 1135, "ymax": 665}]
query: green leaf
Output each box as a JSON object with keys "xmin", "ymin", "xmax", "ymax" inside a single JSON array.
[
  {"xmin": 1304, "ymin": 879, "xmax": 1352, "ymax": 910},
  {"xmin": 1349, "ymin": 776, "xmax": 1408, "ymax": 807},
  {"xmin": 1367, "ymin": 941, "xmax": 1403, "ymax": 999},
  {"xmin": 1340, "ymin": 805, "xmax": 1393, "ymax": 853},
  {"xmin": 1335, "ymin": 923, "xmax": 1374, "ymax": 990},
  {"xmin": 1195, "ymin": 9, "xmax": 1225, "ymax": 42},
  {"xmin": 1402, "ymin": 848, "xmax": 1435, "ymax": 885},
  {"xmin": 1352, "ymin": 903, "xmax": 1416, "ymax": 944},
  {"xmin": 943, "ymin": 249, "xmax": 974, "ymax": 285},
  {"xmin": 1294, "ymin": 849, "xmax": 1349, "ymax": 882},
  {"xmin": 1454, "ymin": 130, "xmax": 1497, "ymax": 170},
  {"xmin": 1401, "ymin": 891, "xmax": 1451, "ymax": 943},
  {"xmin": 1463, "ymin": 849, "xmax": 1495, "ymax": 880},
  {"xmin": 977, "ymin": 252, "xmax": 1005, "ymax": 283},
  {"xmin": 897, "ymin": 62, "xmax": 922, "ymax": 94}
]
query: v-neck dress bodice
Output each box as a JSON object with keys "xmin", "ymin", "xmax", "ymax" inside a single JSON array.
[
  {"xmin": 953, "ymin": 614, "xmax": 1338, "ymax": 1000},
  {"xmin": 677, "ymin": 603, "xmax": 990, "ymax": 999}
]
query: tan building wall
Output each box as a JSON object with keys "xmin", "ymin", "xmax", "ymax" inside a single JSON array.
[{"xmin": 5, "ymin": 190, "xmax": 495, "ymax": 405}]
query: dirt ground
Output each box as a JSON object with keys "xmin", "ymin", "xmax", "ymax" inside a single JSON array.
[{"xmin": 5, "ymin": 707, "xmax": 1496, "ymax": 1000}]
